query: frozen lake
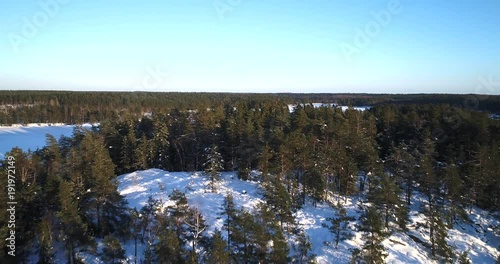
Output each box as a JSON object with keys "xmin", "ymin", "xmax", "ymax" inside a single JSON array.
[{"xmin": 0, "ymin": 124, "xmax": 93, "ymax": 157}]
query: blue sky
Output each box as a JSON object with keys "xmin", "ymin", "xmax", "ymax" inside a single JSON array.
[{"xmin": 0, "ymin": 0, "xmax": 499, "ymax": 94}]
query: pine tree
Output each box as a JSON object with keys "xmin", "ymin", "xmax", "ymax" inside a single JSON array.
[
  {"xmin": 444, "ymin": 163, "xmax": 467, "ymax": 223},
  {"xmin": 270, "ymin": 228, "xmax": 290, "ymax": 263},
  {"xmin": 258, "ymin": 143, "xmax": 274, "ymax": 181},
  {"xmin": 369, "ymin": 172, "xmax": 406, "ymax": 229},
  {"xmin": 323, "ymin": 202, "xmax": 353, "ymax": 248},
  {"xmin": 37, "ymin": 214, "xmax": 55, "ymax": 264},
  {"xmin": 206, "ymin": 230, "xmax": 230, "ymax": 264},
  {"xmin": 231, "ymin": 210, "xmax": 255, "ymax": 263},
  {"xmin": 167, "ymin": 189, "xmax": 190, "ymax": 238},
  {"xmin": 295, "ymin": 230, "xmax": 315, "ymax": 264},
  {"xmin": 79, "ymin": 132, "xmax": 125, "ymax": 237},
  {"xmin": 100, "ymin": 236, "xmax": 126, "ymax": 264},
  {"xmin": 129, "ymin": 208, "xmax": 142, "ymax": 264},
  {"xmin": 155, "ymin": 229, "xmax": 184, "ymax": 264},
  {"xmin": 134, "ymin": 135, "xmax": 150, "ymax": 170},
  {"xmin": 120, "ymin": 120, "xmax": 137, "ymax": 172},
  {"xmin": 153, "ymin": 117, "xmax": 170, "ymax": 169},
  {"xmin": 264, "ymin": 177, "xmax": 294, "ymax": 230},
  {"xmin": 140, "ymin": 196, "xmax": 161, "ymax": 246},
  {"xmin": 457, "ymin": 251, "xmax": 471, "ymax": 264},
  {"xmin": 429, "ymin": 212, "xmax": 452, "ymax": 261},
  {"xmin": 204, "ymin": 145, "xmax": 224, "ymax": 193},
  {"xmin": 58, "ymin": 180, "xmax": 91, "ymax": 264},
  {"xmin": 389, "ymin": 142, "xmax": 416, "ymax": 205},
  {"xmin": 221, "ymin": 194, "xmax": 237, "ymax": 250},
  {"xmin": 185, "ymin": 207, "xmax": 207, "ymax": 264},
  {"xmin": 43, "ymin": 135, "xmax": 63, "ymax": 212},
  {"xmin": 359, "ymin": 207, "xmax": 387, "ymax": 264},
  {"xmin": 252, "ymin": 214, "xmax": 272, "ymax": 263}
]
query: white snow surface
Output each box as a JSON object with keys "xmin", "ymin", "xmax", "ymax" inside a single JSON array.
[
  {"xmin": 110, "ymin": 169, "xmax": 499, "ymax": 264},
  {"xmin": 0, "ymin": 123, "xmax": 95, "ymax": 157},
  {"xmin": 287, "ymin": 103, "xmax": 371, "ymax": 113}
]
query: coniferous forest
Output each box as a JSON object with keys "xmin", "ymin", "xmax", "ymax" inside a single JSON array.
[{"xmin": 0, "ymin": 92, "xmax": 499, "ymax": 263}]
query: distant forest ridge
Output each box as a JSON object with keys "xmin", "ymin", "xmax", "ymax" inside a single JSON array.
[{"xmin": 0, "ymin": 91, "xmax": 499, "ymax": 124}]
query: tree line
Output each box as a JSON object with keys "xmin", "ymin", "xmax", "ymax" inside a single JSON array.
[{"xmin": 1, "ymin": 91, "xmax": 499, "ymax": 124}]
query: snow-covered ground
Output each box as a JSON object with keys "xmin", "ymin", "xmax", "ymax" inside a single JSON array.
[
  {"xmin": 490, "ymin": 113, "xmax": 500, "ymax": 120},
  {"xmin": 287, "ymin": 103, "xmax": 371, "ymax": 113},
  {"xmin": 115, "ymin": 169, "xmax": 499, "ymax": 264},
  {"xmin": 0, "ymin": 123, "xmax": 95, "ymax": 157}
]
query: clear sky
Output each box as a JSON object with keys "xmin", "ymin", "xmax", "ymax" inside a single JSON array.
[{"xmin": 0, "ymin": 0, "xmax": 499, "ymax": 94}]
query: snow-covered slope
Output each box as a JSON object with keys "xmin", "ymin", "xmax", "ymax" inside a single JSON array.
[{"xmin": 116, "ymin": 169, "xmax": 499, "ymax": 264}]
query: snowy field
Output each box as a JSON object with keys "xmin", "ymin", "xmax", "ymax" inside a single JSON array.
[
  {"xmin": 287, "ymin": 103, "xmax": 371, "ymax": 113},
  {"xmin": 113, "ymin": 169, "xmax": 499, "ymax": 264},
  {"xmin": 0, "ymin": 123, "xmax": 94, "ymax": 157}
]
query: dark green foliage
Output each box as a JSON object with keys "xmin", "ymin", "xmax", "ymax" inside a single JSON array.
[
  {"xmin": 368, "ymin": 172, "xmax": 407, "ymax": 230},
  {"xmin": 359, "ymin": 207, "xmax": 388, "ymax": 264},
  {"xmin": 457, "ymin": 251, "xmax": 471, "ymax": 264},
  {"xmin": 429, "ymin": 213, "xmax": 453, "ymax": 261},
  {"xmin": 129, "ymin": 208, "xmax": 142, "ymax": 264},
  {"xmin": 204, "ymin": 145, "xmax": 224, "ymax": 192},
  {"xmin": 37, "ymin": 215, "xmax": 55, "ymax": 264},
  {"xmin": 295, "ymin": 230, "xmax": 315, "ymax": 264},
  {"xmin": 264, "ymin": 177, "xmax": 295, "ymax": 230},
  {"xmin": 270, "ymin": 229, "xmax": 290, "ymax": 264},
  {"xmin": 206, "ymin": 230, "xmax": 230, "ymax": 264},
  {"xmin": 154, "ymin": 229, "xmax": 184, "ymax": 264},
  {"xmin": 221, "ymin": 194, "xmax": 237, "ymax": 250},
  {"xmin": 152, "ymin": 116, "xmax": 170, "ymax": 169},
  {"xmin": 443, "ymin": 163, "xmax": 468, "ymax": 224},
  {"xmin": 100, "ymin": 236, "xmax": 126, "ymax": 264},
  {"xmin": 58, "ymin": 180, "xmax": 91, "ymax": 264},
  {"xmin": 1, "ymin": 92, "xmax": 500, "ymax": 263}
]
